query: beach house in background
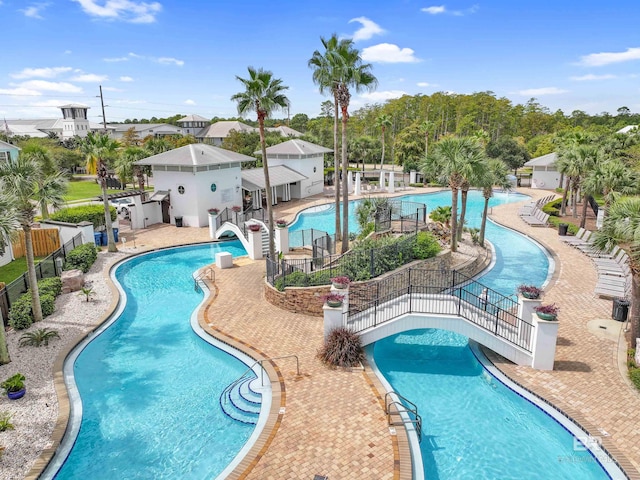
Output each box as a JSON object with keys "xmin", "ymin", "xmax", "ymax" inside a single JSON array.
[
  {"xmin": 0, "ymin": 139, "xmax": 20, "ymax": 162},
  {"xmin": 523, "ymin": 152, "xmax": 561, "ymax": 190},
  {"xmin": 1, "ymin": 104, "xmax": 103, "ymax": 139}
]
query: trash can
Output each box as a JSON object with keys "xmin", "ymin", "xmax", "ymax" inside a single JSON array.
[
  {"xmin": 558, "ymin": 223, "xmax": 569, "ymax": 236},
  {"xmin": 612, "ymin": 299, "xmax": 630, "ymax": 322},
  {"xmin": 175, "ymin": 216, "xmax": 183, "ymax": 227},
  {"xmin": 112, "ymin": 228, "xmax": 119, "ymax": 243},
  {"xmin": 99, "ymin": 231, "xmax": 107, "ymax": 246},
  {"xmin": 94, "ymin": 232, "xmax": 102, "ymax": 246}
]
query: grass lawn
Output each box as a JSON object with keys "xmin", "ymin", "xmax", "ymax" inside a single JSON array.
[
  {"xmin": 64, "ymin": 180, "xmax": 153, "ymax": 202},
  {"xmin": 0, "ymin": 257, "xmax": 46, "ymax": 285}
]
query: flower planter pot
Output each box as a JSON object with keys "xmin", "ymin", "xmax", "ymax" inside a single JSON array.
[
  {"xmin": 7, "ymin": 387, "xmax": 26, "ymax": 400},
  {"xmin": 536, "ymin": 312, "xmax": 557, "ymax": 321},
  {"xmin": 326, "ymin": 300, "xmax": 343, "ymax": 308},
  {"xmin": 522, "ymin": 292, "xmax": 540, "ymax": 300},
  {"xmin": 332, "ymin": 282, "xmax": 348, "ymax": 290}
]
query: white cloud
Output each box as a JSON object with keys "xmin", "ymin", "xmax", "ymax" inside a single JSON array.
[
  {"xmin": 361, "ymin": 43, "xmax": 420, "ymax": 63},
  {"xmin": 417, "ymin": 82, "xmax": 436, "ymax": 87},
  {"xmin": 72, "ymin": 0, "xmax": 162, "ymax": 23},
  {"xmin": 102, "ymin": 86, "xmax": 123, "ymax": 92},
  {"xmin": 360, "ymin": 90, "xmax": 408, "ymax": 102},
  {"xmin": 348, "ymin": 17, "xmax": 385, "ymax": 41},
  {"xmin": 11, "ymin": 67, "xmax": 72, "ymax": 79},
  {"xmin": 570, "ymin": 73, "xmax": 616, "ymax": 81},
  {"xmin": 64, "ymin": 50, "xmax": 72, "ymax": 55},
  {"xmin": 422, "ymin": 5, "xmax": 445, "ymax": 14},
  {"xmin": 20, "ymin": 3, "xmax": 49, "ymax": 19},
  {"xmin": 16, "ymin": 80, "xmax": 83, "ymax": 93},
  {"xmin": 71, "ymin": 73, "xmax": 108, "ymax": 82},
  {"xmin": 104, "ymin": 56, "xmax": 129, "ymax": 62},
  {"xmin": 578, "ymin": 47, "xmax": 640, "ymax": 67},
  {"xmin": 120, "ymin": 76, "xmax": 134, "ymax": 82},
  {"xmin": 0, "ymin": 87, "xmax": 42, "ymax": 96},
  {"xmin": 515, "ymin": 87, "xmax": 568, "ymax": 96},
  {"xmin": 184, "ymin": 99, "xmax": 196, "ymax": 105},
  {"xmin": 156, "ymin": 57, "xmax": 184, "ymax": 66},
  {"xmin": 421, "ymin": 4, "xmax": 478, "ymax": 16}
]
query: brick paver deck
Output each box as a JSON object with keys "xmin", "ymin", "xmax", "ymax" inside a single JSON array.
[{"xmin": 73, "ymin": 188, "xmax": 640, "ymax": 478}]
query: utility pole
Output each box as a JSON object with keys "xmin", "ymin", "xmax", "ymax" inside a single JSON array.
[{"xmin": 98, "ymin": 85, "xmax": 107, "ymax": 132}]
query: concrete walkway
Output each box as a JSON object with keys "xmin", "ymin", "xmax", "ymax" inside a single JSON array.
[{"xmin": 109, "ymin": 188, "xmax": 640, "ymax": 478}]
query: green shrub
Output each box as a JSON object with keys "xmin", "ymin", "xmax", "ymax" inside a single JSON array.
[
  {"xmin": 38, "ymin": 277, "xmax": 62, "ymax": 298},
  {"xmin": 547, "ymin": 216, "xmax": 579, "ymax": 235},
  {"xmin": 50, "ymin": 204, "xmax": 116, "ymax": 228},
  {"xmin": 409, "ymin": 183, "xmax": 425, "ymax": 187},
  {"xmin": 542, "ymin": 198, "xmax": 563, "ymax": 217},
  {"xmin": 0, "ymin": 412, "xmax": 14, "ymax": 432},
  {"xmin": 8, "ymin": 295, "xmax": 33, "ymax": 330},
  {"xmin": 19, "ymin": 328, "xmax": 60, "ymax": 347},
  {"xmin": 65, "ymin": 243, "xmax": 99, "ymax": 273},
  {"xmin": 40, "ymin": 294, "xmax": 55, "ymax": 317},
  {"xmin": 630, "ymin": 368, "xmax": 640, "ymax": 390},
  {"xmin": 413, "ymin": 231, "xmax": 441, "ymax": 259}
]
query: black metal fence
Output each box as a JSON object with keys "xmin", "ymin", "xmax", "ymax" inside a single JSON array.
[
  {"xmin": 214, "ymin": 206, "xmax": 267, "ymax": 231},
  {"xmin": 346, "ymin": 268, "xmax": 533, "ymax": 351},
  {"xmin": 374, "ymin": 200, "xmax": 427, "ymax": 233},
  {"xmin": 0, "ymin": 232, "xmax": 84, "ymax": 323},
  {"xmin": 266, "ymin": 233, "xmax": 421, "ymax": 289}
]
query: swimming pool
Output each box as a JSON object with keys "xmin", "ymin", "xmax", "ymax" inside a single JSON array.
[
  {"xmin": 292, "ymin": 190, "xmax": 620, "ymax": 478},
  {"xmin": 46, "ymin": 242, "xmax": 262, "ymax": 479}
]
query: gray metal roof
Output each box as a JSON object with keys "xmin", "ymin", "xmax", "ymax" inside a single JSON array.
[
  {"xmin": 135, "ymin": 143, "xmax": 255, "ymax": 167},
  {"xmin": 257, "ymin": 139, "xmax": 333, "ymax": 156},
  {"xmin": 108, "ymin": 123, "xmax": 182, "ymax": 134},
  {"xmin": 197, "ymin": 121, "xmax": 255, "ymax": 139},
  {"xmin": 0, "ymin": 140, "xmax": 20, "ymax": 150},
  {"xmin": 241, "ymin": 165, "xmax": 307, "ymax": 190},
  {"xmin": 177, "ymin": 114, "xmax": 209, "ymax": 123},
  {"xmin": 59, "ymin": 103, "xmax": 89, "ymax": 109},
  {"xmin": 265, "ymin": 125, "xmax": 303, "ymax": 137},
  {"xmin": 524, "ymin": 152, "xmax": 557, "ymax": 167}
]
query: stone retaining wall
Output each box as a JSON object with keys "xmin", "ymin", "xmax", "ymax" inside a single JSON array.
[{"xmin": 264, "ymin": 239, "xmax": 490, "ymax": 317}]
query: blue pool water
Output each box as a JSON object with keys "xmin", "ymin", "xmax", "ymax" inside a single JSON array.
[
  {"xmin": 292, "ymin": 190, "xmax": 614, "ymax": 478},
  {"xmin": 53, "ymin": 241, "xmax": 255, "ymax": 479}
]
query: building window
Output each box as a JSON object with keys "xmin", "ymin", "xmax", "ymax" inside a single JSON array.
[{"xmin": 178, "ymin": 185, "xmax": 185, "ymax": 194}]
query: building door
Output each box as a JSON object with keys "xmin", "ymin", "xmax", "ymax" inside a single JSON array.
[{"xmin": 162, "ymin": 198, "xmax": 170, "ymax": 223}]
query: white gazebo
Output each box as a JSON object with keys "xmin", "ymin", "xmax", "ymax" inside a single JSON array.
[{"xmin": 524, "ymin": 152, "xmax": 561, "ymax": 190}]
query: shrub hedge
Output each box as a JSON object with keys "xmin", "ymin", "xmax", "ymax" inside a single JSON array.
[
  {"xmin": 541, "ymin": 198, "xmax": 563, "ymax": 217},
  {"xmin": 8, "ymin": 277, "xmax": 64, "ymax": 330},
  {"xmin": 50, "ymin": 204, "xmax": 116, "ymax": 228},
  {"xmin": 65, "ymin": 243, "xmax": 99, "ymax": 273}
]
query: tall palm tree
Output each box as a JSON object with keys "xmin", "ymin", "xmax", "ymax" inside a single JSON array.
[
  {"xmin": 0, "ymin": 156, "xmax": 60, "ymax": 323},
  {"xmin": 478, "ymin": 158, "xmax": 511, "ymax": 247},
  {"xmin": 117, "ymin": 146, "xmax": 147, "ymax": 189},
  {"xmin": 335, "ymin": 45, "xmax": 377, "ymax": 253},
  {"xmin": 592, "ymin": 198, "xmax": 640, "ymax": 347},
  {"xmin": 455, "ymin": 139, "xmax": 486, "ymax": 241},
  {"xmin": 231, "ymin": 67, "xmax": 289, "ymax": 261},
  {"xmin": 309, "ymin": 34, "xmax": 348, "ymax": 242},
  {"xmin": 376, "ymin": 114, "xmax": 392, "ymax": 169},
  {"xmin": 419, "ymin": 120, "xmax": 435, "ymax": 157},
  {"xmin": 572, "ymin": 145, "xmax": 602, "ymax": 228},
  {"xmin": 421, "ymin": 136, "xmax": 483, "ymax": 252},
  {"xmin": 0, "ymin": 192, "xmax": 19, "ymax": 364},
  {"xmin": 80, "ymin": 132, "xmax": 120, "ymax": 253}
]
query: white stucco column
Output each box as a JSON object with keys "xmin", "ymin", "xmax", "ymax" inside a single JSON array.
[
  {"xmin": 410, "ymin": 170, "xmax": 416, "ymax": 184},
  {"xmin": 379, "ymin": 171, "xmax": 386, "ymax": 191},
  {"xmin": 388, "ymin": 171, "xmax": 395, "ymax": 194},
  {"xmin": 354, "ymin": 172, "xmax": 361, "ymax": 196},
  {"xmin": 275, "ymin": 226, "xmax": 289, "ymax": 254},
  {"xmin": 347, "ymin": 171, "xmax": 353, "ymax": 193},
  {"xmin": 253, "ymin": 190, "xmax": 261, "ymax": 210},
  {"xmin": 323, "ymin": 286, "xmax": 349, "ymax": 339},
  {"xmin": 247, "ymin": 229, "xmax": 263, "ymax": 260},
  {"xmin": 271, "ymin": 186, "xmax": 278, "ymax": 205},
  {"xmin": 531, "ymin": 316, "xmax": 559, "ymax": 370},
  {"xmin": 517, "ymin": 296, "xmax": 540, "ymax": 352}
]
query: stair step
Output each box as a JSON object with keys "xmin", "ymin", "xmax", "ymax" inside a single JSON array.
[{"xmin": 219, "ymin": 376, "xmax": 262, "ymax": 425}]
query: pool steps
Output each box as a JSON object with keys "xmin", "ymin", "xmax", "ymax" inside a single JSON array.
[{"xmin": 219, "ymin": 377, "xmax": 262, "ymax": 424}]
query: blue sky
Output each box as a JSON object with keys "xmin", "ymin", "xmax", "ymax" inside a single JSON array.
[{"xmin": 1, "ymin": 0, "xmax": 639, "ymax": 124}]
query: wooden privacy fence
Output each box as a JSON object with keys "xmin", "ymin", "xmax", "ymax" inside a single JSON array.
[{"xmin": 11, "ymin": 228, "xmax": 61, "ymax": 258}]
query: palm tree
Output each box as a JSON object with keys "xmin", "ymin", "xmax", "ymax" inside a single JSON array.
[
  {"xmin": 478, "ymin": 158, "xmax": 511, "ymax": 247},
  {"xmin": 421, "ymin": 136, "xmax": 484, "ymax": 252},
  {"xmin": 419, "ymin": 120, "xmax": 435, "ymax": 157},
  {"xmin": 335, "ymin": 45, "xmax": 377, "ymax": 253},
  {"xmin": 0, "ymin": 156, "xmax": 60, "ymax": 323},
  {"xmin": 0, "ymin": 192, "xmax": 19, "ymax": 364},
  {"xmin": 117, "ymin": 146, "xmax": 147, "ymax": 189},
  {"xmin": 455, "ymin": 139, "xmax": 486, "ymax": 241},
  {"xmin": 592, "ymin": 198, "xmax": 640, "ymax": 347},
  {"xmin": 309, "ymin": 34, "xmax": 349, "ymax": 242},
  {"xmin": 376, "ymin": 114, "xmax": 392, "ymax": 169},
  {"xmin": 582, "ymin": 158, "xmax": 637, "ymax": 214},
  {"xmin": 79, "ymin": 132, "xmax": 120, "ymax": 253},
  {"xmin": 572, "ymin": 145, "xmax": 602, "ymax": 228},
  {"xmin": 34, "ymin": 171, "xmax": 67, "ymax": 220},
  {"xmin": 231, "ymin": 67, "xmax": 289, "ymax": 261}
]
